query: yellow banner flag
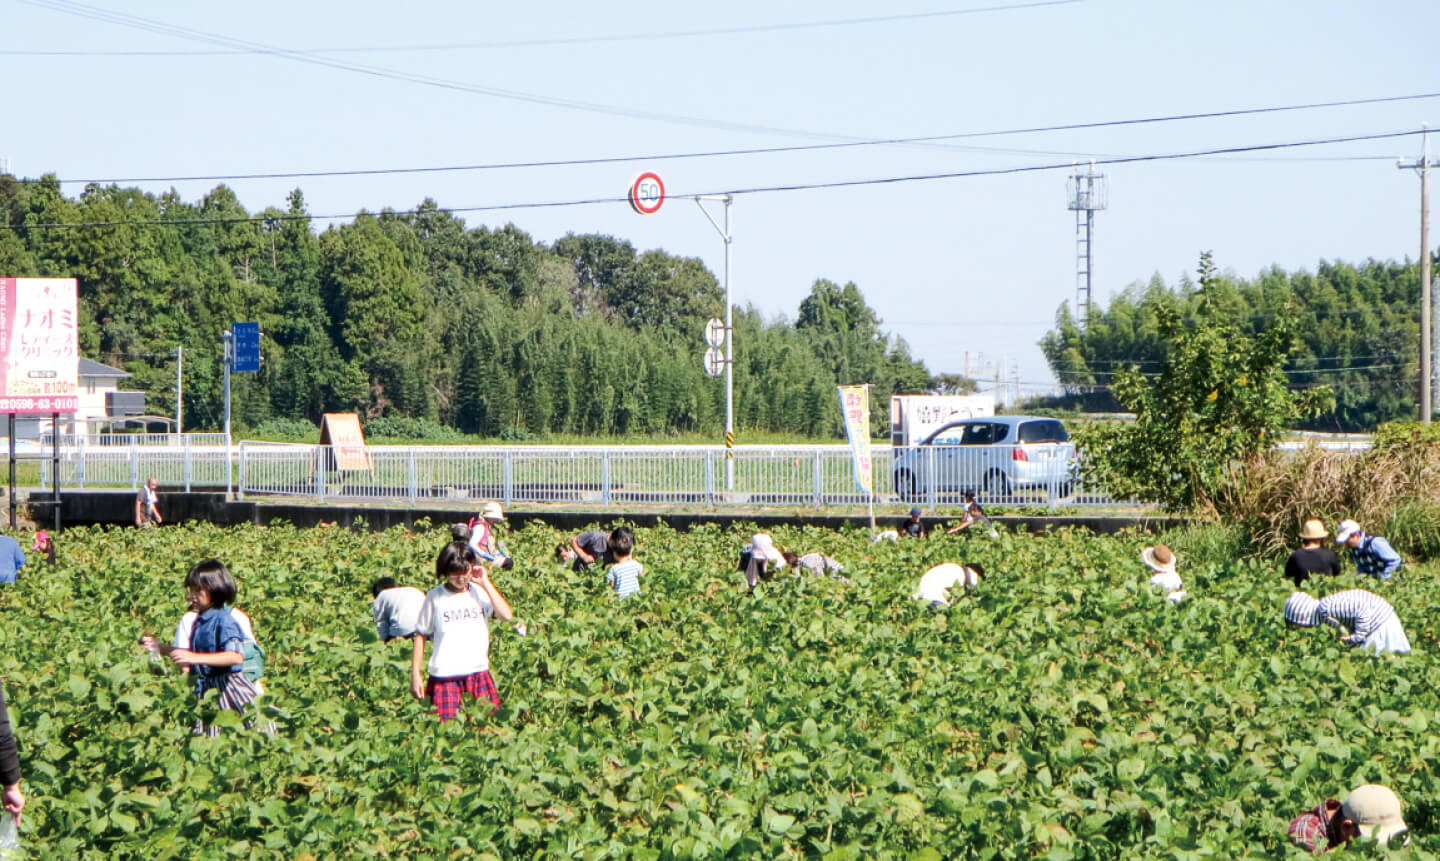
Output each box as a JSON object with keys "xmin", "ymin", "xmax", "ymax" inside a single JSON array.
[{"xmin": 837, "ymin": 384, "xmax": 872, "ymax": 494}]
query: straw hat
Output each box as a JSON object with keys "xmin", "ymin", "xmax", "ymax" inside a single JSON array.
[
  {"xmin": 1298, "ymin": 519, "xmax": 1329, "ymax": 541},
  {"xmin": 1141, "ymin": 545, "xmax": 1176, "ymax": 574},
  {"xmin": 480, "ymin": 501, "xmax": 505, "ymax": 521}
]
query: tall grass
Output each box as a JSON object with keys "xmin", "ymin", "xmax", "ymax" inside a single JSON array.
[{"xmin": 1204, "ymin": 422, "xmax": 1440, "ymax": 560}]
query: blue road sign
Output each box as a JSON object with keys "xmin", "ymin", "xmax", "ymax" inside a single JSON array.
[{"xmin": 232, "ymin": 322, "xmax": 261, "ymax": 372}]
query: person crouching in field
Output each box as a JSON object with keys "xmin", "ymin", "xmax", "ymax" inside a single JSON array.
[
  {"xmin": 606, "ymin": 528, "xmax": 643, "ymax": 599},
  {"xmin": 156, "ymin": 559, "xmax": 273, "ymax": 735},
  {"xmin": 1141, "ymin": 544, "xmax": 1186, "ymax": 603},
  {"xmin": 411, "ymin": 542, "xmax": 514, "ymax": 722},
  {"xmin": 1284, "ymin": 589, "xmax": 1411, "ymax": 655},
  {"xmin": 911, "ymin": 563, "xmax": 983, "ymax": 609},
  {"xmin": 371, "ymin": 577, "xmax": 426, "ymax": 643}
]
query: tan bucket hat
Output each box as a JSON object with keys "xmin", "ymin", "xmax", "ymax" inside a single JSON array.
[{"xmin": 1298, "ymin": 519, "xmax": 1329, "ymax": 540}]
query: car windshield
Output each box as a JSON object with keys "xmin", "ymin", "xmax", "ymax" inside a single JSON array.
[{"xmin": 1017, "ymin": 420, "xmax": 1069, "ymax": 443}]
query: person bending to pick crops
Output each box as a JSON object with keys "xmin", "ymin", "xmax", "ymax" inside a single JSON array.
[
  {"xmin": 741, "ymin": 533, "xmax": 786, "ymax": 589},
  {"xmin": 557, "ymin": 528, "xmax": 614, "ymax": 572},
  {"xmin": 1335, "ymin": 519, "xmax": 1402, "ymax": 581},
  {"xmin": 1141, "ymin": 544, "xmax": 1186, "ymax": 603},
  {"xmin": 1288, "ymin": 784, "xmax": 1408, "ymax": 851},
  {"xmin": 468, "ymin": 502, "xmax": 513, "ymax": 571},
  {"xmin": 782, "ymin": 551, "xmax": 850, "ymax": 583},
  {"xmin": 0, "ymin": 529, "xmax": 23, "ymax": 585},
  {"xmin": 156, "ymin": 559, "xmax": 273, "ymax": 735},
  {"xmin": 1284, "ymin": 589, "xmax": 1411, "ymax": 655},
  {"xmin": 411, "ymin": 542, "xmax": 514, "ymax": 722},
  {"xmin": 911, "ymin": 563, "xmax": 983, "ymax": 609},
  {"xmin": 31, "ymin": 530, "xmax": 55, "ymax": 567},
  {"xmin": 947, "ymin": 491, "xmax": 995, "ymax": 537},
  {"xmin": 1285, "ymin": 519, "xmax": 1341, "ymax": 588},
  {"xmin": 371, "ymin": 577, "xmax": 426, "ymax": 643}
]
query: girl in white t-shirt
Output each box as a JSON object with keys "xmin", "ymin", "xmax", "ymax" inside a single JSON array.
[{"xmin": 411, "ymin": 542, "xmax": 514, "ymax": 722}]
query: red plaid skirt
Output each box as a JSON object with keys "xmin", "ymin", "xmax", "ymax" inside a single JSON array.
[{"xmin": 426, "ymin": 669, "xmax": 501, "ymax": 721}]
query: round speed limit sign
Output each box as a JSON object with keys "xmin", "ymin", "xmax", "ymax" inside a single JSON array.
[{"xmin": 628, "ymin": 172, "xmax": 665, "ymax": 215}]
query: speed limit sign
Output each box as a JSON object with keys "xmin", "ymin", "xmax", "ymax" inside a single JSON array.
[{"xmin": 628, "ymin": 172, "xmax": 665, "ymax": 215}]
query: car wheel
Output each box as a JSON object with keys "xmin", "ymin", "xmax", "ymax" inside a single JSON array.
[
  {"xmin": 895, "ymin": 471, "xmax": 920, "ymax": 502},
  {"xmin": 983, "ymin": 471, "xmax": 1011, "ymax": 500}
]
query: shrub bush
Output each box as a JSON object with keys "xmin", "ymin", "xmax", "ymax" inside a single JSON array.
[
  {"xmin": 362, "ymin": 415, "xmax": 470, "ymax": 443},
  {"xmin": 248, "ymin": 417, "xmax": 319, "ymax": 442}
]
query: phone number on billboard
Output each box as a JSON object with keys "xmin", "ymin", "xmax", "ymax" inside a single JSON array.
[{"xmin": 0, "ymin": 397, "xmax": 78, "ymax": 411}]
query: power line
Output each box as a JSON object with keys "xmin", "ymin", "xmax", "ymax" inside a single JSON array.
[
  {"xmin": 28, "ymin": 91, "xmax": 1440, "ymax": 187},
  {"xmin": 6, "ymin": 1, "xmax": 1085, "ymax": 55},
  {"xmin": 3, "ymin": 127, "xmax": 1422, "ymax": 232},
  {"xmin": 20, "ymin": 2, "xmax": 1440, "ymax": 154}
]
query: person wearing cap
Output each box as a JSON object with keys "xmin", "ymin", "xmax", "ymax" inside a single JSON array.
[
  {"xmin": 742, "ymin": 533, "xmax": 786, "ymax": 589},
  {"xmin": 1340, "ymin": 784, "xmax": 1408, "ymax": 848},
  {"xmin": 1335, "ymin": 519, "xmax": 1402, "ymax": 581},
  {"xmin": 32, "ymin": 530, "xmax": 56, "ymax": 566},
  {"xmin": 1284, "ymin": 519, "xmax": 1341, "ymax": 588},
  {"xmin": 911, "ymin": 563, "xmax": 983, "ymax": 609},
  {"xmin": 449, "ymin": 523, "xmax": 471, "ymax": 544},
  {"xmin": 900, "ymin": 507, "xmax": 927, "ymax": 539},
  {"xmin": 467, "ymin": 502, "xmax": 513, "ymax": 571},
  {"xmin": 1284, "ymin": 589, "xmax": 1411, "ymax": 654}
]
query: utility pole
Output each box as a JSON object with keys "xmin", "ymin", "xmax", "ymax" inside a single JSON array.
[
  {"xmin": 1399, "ymin": 128, "xmax": 1438, "ymax": 423},
  {"xmin": 174, "ymin": 346, "xmax": 183, "ymax": 434}
]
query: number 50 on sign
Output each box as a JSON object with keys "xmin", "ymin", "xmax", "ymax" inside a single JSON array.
[{"xmin": 628, "ymin": 172, "xmax": 665, "ymax": 215}]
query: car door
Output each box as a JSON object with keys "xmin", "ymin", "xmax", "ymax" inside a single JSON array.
[
  {"xmin": 926, "ymin": 422, "xmax": 969, "ymax": 493},
  {"xmin": 956, "ymin": 421, "xmax": 996, "ymax": 492}
]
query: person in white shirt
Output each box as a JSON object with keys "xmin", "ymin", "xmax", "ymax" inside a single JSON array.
[
  {"xmin": 1285, "ymin": 589, "xmax": 1411, "ymax": 655},
  {"xmin": 1141, "ymin": 544, "xmax": 1186, "ymax": 603},
  {"xmin": 143, "ymin": 605, "xmax": 265, "ymax": 695},
  {"xmin": 371, "ymin": 577, "xmax": 426, "ymax": 643},
  {"xmin": 911, "ymin": 563, "xmax": 983, "ymax": 608},
  {"xmin": 411, "ymin": 542, "xmax": 515, "ymax": 722}
]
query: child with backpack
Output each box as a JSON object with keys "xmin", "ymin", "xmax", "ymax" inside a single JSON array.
[{"xmin": 149, "ymin": 559, "xmax": 272, "ymax": 736}]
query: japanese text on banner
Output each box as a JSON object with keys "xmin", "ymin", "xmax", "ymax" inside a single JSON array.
[{"xmin": 836, "ymin": 384, "xmax": 872, "ymax": 494}]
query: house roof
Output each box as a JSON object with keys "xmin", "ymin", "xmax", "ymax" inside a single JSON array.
[{"xmin": 78, "ymin": 357, "xmax": 130, "ymax": 378}]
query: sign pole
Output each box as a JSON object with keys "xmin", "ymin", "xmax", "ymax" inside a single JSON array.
[
  {"xmin": 51, "ymin": 411, "xmax": 60, "ymax": 531},
  {"xmin": 6, "ymin": 414, "xmax": 13, "ymax": 530},
  {"xmin": 223, "ymin": 330, "xmax": 232, "ymax": 497},
  {"xmin": 723, "ymin": 195, "xmax": 734, "ymax": 492}
]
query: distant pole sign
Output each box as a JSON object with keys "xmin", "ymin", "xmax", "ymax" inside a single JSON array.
[
  {"xmin": 628, "ymin": 172, "xmax": 665, "ymax": 215},
  {"xmin": 704, "ymin": 318, "xmax": 726, "ymax": 348},
  {"xmin": 704, "ymin": 347, "xmax": 725, "ymax": 378},
  {"xmin": 231, "ymin": 322, "xmax": 261, "ymax": 372},
  {"xmin": 0, "ymin": 278, "xmax": 79, "ymax": 414}
]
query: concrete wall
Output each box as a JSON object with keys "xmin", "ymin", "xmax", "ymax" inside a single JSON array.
[{"xmin": 28, "ymin": 490, "xmax": 1184, "ymax": 535}]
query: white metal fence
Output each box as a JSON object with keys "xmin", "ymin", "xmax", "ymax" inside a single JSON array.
[{"xmin": 28, "ymin": 435, "xmax": 1116, "ymax": 509}]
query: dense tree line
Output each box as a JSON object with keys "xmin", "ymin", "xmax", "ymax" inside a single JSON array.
[
  {"xmin": 0, "ymin": 175, "xmax": 930, "ymax": 438},
  {"xmin": 1040, "ymin": 257, "xmax": 1434, "ymax": 430}
]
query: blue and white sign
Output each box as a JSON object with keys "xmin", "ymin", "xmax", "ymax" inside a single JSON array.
[{"xmin": 231, "ymin": 322, "xmax": 261, "ymax": 372}]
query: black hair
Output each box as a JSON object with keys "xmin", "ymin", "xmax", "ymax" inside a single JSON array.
[
  {"xmin": 782, "ymin": 551, "xmax": 800, "ymax": 567},
  {"xmin": 435, "ymin": 541, "xmax": 479, "ymax": 579},
  {"xmin": 609, "ymin": 528, "xmax": 634, "ymax": 558},
  {"xmin": 964, "ymin": 562, "xmax": 985, "ymax": 580},
  {"xmin": 554, "ymin": 542, "xmax": 572, "ymax": 562},
  {"xmin": 499, "ymin": 556, "xmax": 515, "ymax": 571},
  {"xmin": 964, "ymin": 490, "xmax": 976, "ymax": 501},
  {"xmin": 372, "ymin": 576, "xmax": 398, "ymax": 598},
  {"xmin": 449, "ymin": 523, "xmax": 472, "ymax": 543},
  {"xmin": 185, "ymin": 558, "xmax": 237, "ymax": 607}
]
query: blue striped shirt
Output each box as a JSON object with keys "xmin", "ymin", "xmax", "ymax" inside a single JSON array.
[
  {"xmin": 1316, "ymin": 589, "xmax": 1396, "ymax": 643},
  {"xmin": 607, "ymin": 559, "xmax": 643, "ymax": 598},
  {"xmin": 1352, "ymin": 534, "xmax": 1402, "ymax": 580}
]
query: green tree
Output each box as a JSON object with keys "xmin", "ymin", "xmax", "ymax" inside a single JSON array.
[{"xmin": 1074, "ymin": 253, "xmax": 1334, "ymax": 510}]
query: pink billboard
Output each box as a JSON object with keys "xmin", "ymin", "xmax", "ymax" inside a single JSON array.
[{"xmin": 0, "ymin": 278, "xmax": 79, "ymax": 414}]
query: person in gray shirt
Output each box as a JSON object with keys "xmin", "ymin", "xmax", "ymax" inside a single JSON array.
[{"xmin": 371, "ymin": 577, "xmax": 426, "ymax": 643}]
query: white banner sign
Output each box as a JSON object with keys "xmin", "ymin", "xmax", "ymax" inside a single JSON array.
[{"xmin": 0, "ymin": 278, "xmax": 79, "ymax": 413}]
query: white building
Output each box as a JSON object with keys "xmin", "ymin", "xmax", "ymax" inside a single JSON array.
[{"xmin": 15, "ymin": 358, "xmax": 155, "ymax": 438}]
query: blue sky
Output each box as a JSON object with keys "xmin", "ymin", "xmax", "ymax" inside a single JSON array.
[{"xmin": 4, "ymin": 0, "xmax": 1437, "ymax": 399}]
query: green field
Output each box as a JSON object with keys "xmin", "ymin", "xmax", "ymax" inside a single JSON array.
[{"xmin": 4, "ymin": 521, "xmax": 1436, "ymax": 858}]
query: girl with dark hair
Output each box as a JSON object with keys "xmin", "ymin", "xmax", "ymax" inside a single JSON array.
[
  {"xmin": 157, "ymin": 559, "xmax": 272, "ymax": 735},
  {"xmin": 411, "ymin": 542, "xmax": 515, "ymax": 721}
]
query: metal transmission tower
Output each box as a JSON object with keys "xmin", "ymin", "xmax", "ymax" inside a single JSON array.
[{"xmin": 1067, "ymin": 162, "xmax": 1108, "ymax": 327}]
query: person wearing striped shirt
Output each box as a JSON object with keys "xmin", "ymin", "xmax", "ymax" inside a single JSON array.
[
  {"xmin": 1284, "ymin": 589, "xmax": 1411, "ymax": 655},
  {"xmin": 1335, "ymin": 519, "xmax": 1403, "ymax": 581},
  {"xmin": 605, "ymin": 528, "xmax": 643, "ymax": 599}
]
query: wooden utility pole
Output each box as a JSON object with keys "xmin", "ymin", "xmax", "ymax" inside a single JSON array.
[{"xmin": 1399, "ymin": 128, "xmax": 1438, "ymax": 423}]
